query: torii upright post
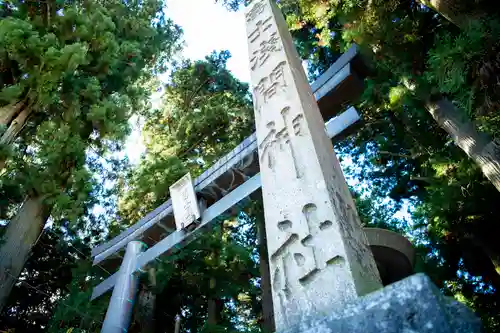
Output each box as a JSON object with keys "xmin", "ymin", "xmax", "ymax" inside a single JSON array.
[
  {"xmin": 244, "ymin": 0, "xmax": 382, "ymax": 330},
  {"xmin": 101, "ymin": 241, "xmax": 145, "ymax": 333}
]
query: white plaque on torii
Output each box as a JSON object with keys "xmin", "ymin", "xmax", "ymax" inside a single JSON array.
[{"xmin": 170, "ymin": 173, "xmax": 201, "ymax": 231}]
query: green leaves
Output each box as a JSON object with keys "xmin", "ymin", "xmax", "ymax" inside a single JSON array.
[
  {"xmin": 0, "ymin": 84, "xmax": 23, "ymax": 103},
  {"xmin": 56, "ymin": 42, "xmax": 90, "ymax": 73},
  {"xmin": 113, "ymin": 50, "xmax": 258, "ymax": 332},
  {"xmin": 0, "ymin": 17, "xmax": 41, "ymax": 64},
  {"xmin": 388, "ymin": 85, "xmax": 408, "ymax": 109},
  {"xmin": 425, "ymin": 19, "xmax": 500, "ymax": 125},
  {"xmin": 0, "ymin": 1, "xmax": 183, "ymax": 329},
  {"xmin": 119, "ymin": 50, "xmax": 254, "ymax": 223},
  {"xmin": 260, "ymin": 0, "xmax": 500, "ymax": 329}
]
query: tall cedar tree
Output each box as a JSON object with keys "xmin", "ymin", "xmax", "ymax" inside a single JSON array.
[
  {"xmin": 117, "ymin": 51, "xmax": 261, "ymax": 333},
  {"xmin": 0, "ymin": 0, "xmax": 182, "ymax": 313}
]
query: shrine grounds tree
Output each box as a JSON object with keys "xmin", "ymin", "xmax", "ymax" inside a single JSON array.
[
  {"xmin": 22, "ymin": 51, "xmax": 257, "ymax": 333},
  {"xmin": 0, "ymin": 151, "xmax": 131, "ymax": 332},
  {"xmin": 0, "ymin": 230, "xmax": 84, "ymax": 332},
  {"xmin": 117, "ymin": 51, "xmax": 259, "ymax": 333},
  {"xmin": 0, "ymin": 0, "xmax": 182, "ymax": 314},
  {"xmin": 118, "ymin": 50, "xmax": 254, "ymax": 224},
  {"xmin": 305, "ymin": 2, "xmax": 500, "ymax": 331},
  {"xmin": 0, "ymin": 224, "xmax": 110, "ymax": 332},
  {"xmin": 280, "ymin": 3, "xmax": 500, "ymax": 329},
  {"xmin": 414, "ymin": 0, "xmax": 495, "ymax": 28},
  {"xmin": 0, "ymin": 47, "xmax": 259, "ymax": 333}
]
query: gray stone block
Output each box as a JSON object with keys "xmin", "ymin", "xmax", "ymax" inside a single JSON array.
[{"xmin": 280, "ymin": 273, "xmax": 483, "ymax": 333}]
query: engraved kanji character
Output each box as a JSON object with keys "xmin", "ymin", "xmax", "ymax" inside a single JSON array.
[
  {"xmin": 334, "ymin": 191, "xmax": 379, "ymax": 279},
  {"xmin": 269, "ymin": 61, "xmax": 286, "ymax": 88},
  {"xmin": 254, "ymin": 62, "xmax": 287, "ymax": 109},
  {"xmin": 291, "ymin": 114, "xmax": 304, "ymax": 136},
  {"xmin": 267, "ymin": 61, "xmax": 287, "ymax": 99},
  {"xmin": 271, "ymin": 218, "xmax": 315, "ymax": 299},
  {"xmin": 248, "ymin": 17, "xmax": 273, "ymax": 43},
  {"xmin": 258, "ymin": 107, "xmax": 306, "ymax": 178},
  {"xmin": 258, "ymin": 121, "xmax": 277, "ymax": 169},
  {"xmin": 250, "ymin": 32, "xmax": 281, "ymax": 70},
  {"xmin": 281, "ymin": 107, "xmax": 304, "ymax": 178},
  {"xmin": 275, "ymin": 126, "xmax": 290, "ymax": 149},
  {"xmin": 255, "ymin": 77, "xmax": 268, "ymax": 102},
  {"xmin": 269, "ymin": 203, "xmax": 345, "ymax": 325},
  {"xmin": 271, "ymin": 204, "xmax": 341, "ymax": 289},
  {"xmin": 245, "ymin": 0, "xmax": 265, "ymax": 23}
]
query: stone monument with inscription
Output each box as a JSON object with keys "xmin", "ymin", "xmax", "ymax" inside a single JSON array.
[
  {"xmin": 244, "ymin": 1, "xmax": 484, "ymax": 332},
  {"xmin": 245, "ymin": 0, "xmax": 382, "ymax": 330}
]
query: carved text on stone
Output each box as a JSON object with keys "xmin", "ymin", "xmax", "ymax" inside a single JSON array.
[
  {"xmin": 258, "ymin": 107, "xmax": 305, "ymax": 178},
  {"xmin": 255, "ymin": 61, "xmax": 287, "ymax": 108},
  {"xmin": 245, "ymin": 0, "xmax": 265, "ymax": 22},
  {"xmin": 248, "ymin": 17, "xmax": 272, "ymax": 42},
  {"xmin": 332, "ymin": 191, "xmax": 379, "ymax": 279},
  {"xmin": 271, "ymin": 203, "xmax": 345, "ymax": 321},
  {"xmin": 249, "ymin": 32, "xmax": 282, "ymax": 70}
]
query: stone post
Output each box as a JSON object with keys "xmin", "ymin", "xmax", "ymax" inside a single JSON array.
[{"xmin": 244, "ymin": 0, "xmax": 382, "ymax": 330}]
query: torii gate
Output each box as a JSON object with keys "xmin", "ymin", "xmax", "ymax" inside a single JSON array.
[
  {"xmin": 92, "ymin": 2, "xmax": 486, "ymax": 332},
  {"xmin": 91, "ymin": 41, "xmax": 368, "ymax": 332}
]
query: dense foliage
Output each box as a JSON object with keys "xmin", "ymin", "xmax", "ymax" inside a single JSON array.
[
  {"xmin": 118, "ymin": 50, "xmax": 254, "ymax": 225},
  {"xmin": 118, "ymin": 51, "xmax": 258, "ymax": 333},
  {"xmin": 0, "ymin": 0, "xmax": 181, "ymax": 225},
  {"xmin": 0, "ymin": 0, "xmax": 181, "ymax": 331}
]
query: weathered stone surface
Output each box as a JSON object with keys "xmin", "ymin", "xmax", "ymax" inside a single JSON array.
[
  {"xmin": 244, "ymin": 0, "xmax": 382, "ymax": 330},
  {"xmin": 280, "ymin": 274, "xmax": 483, "ymax": 333}
]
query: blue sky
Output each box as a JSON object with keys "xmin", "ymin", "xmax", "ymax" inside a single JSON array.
[{"xmin": 166, "ymin": 0, "xmax": 251, "ymax": 83}]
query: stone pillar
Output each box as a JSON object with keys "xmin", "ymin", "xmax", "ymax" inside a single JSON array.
[{"xmin": 244, "ymin": 1, "xmax": 382, "ymax": 330}]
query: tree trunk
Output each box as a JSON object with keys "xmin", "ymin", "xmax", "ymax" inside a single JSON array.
[
  {"xmin": 0, "ymin": 105, "xmax": 32, "ymax": 170},
  {"xmin": 137, "ymin": 267, "xmax": 156, "ymax": 333},
  {"xmin": 415, "ymin": 0, "xmax": 500, "ymax": 192},
  {"xmin": 0, "ymin": 195, "xmax": 50, "ymax": 313},
  {"xmin": 0, "ymin": 101, "xmax": 24, "ymax": 126},
  {"xmin": 207, "ymin": 223, "xmax": 224, "ymax": 327},
  {"xmin": 133, "ymin": 267, "xmax": 157, "ymax": 333},
  {"xmin": 257, "ymin": 214, "xmax": 275, "ymax": 333},
  {"xmin": 135, "ymin": 290, "xmax": 155, "ymax": 332},
  {"xmin": 207, "ymin": 289, "xmax": 224, "ymax": 326},
  {"xmin": 0, "ymin": 105, "xmax": 32, "ymax": 145},
  {"xmin": 425, "ymin": 98, "xmax": 500, "ymax": 192},
  {"xmin": 417, "ymin": 0, "xmax": 487, "ymax": 28},
  {"xmin": 207, "ymin": 279, "xmax": 219, "ymax": 326}
]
